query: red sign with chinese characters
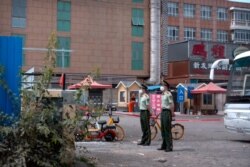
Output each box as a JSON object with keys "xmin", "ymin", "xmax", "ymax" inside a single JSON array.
[
  {"xmin": 211, "ymin": 44, "xmax": 225, "ymax": 58},
  {"xmin": 150, "ymin": 94, "xmax": 162, "ymax": 116},
  {"xmin": 192, "ymin": 42, "xmax": 207, "ymax": 59},
  {"xmin": 192, "ymin": 42, "xmax": 225, "ymax": 60}
]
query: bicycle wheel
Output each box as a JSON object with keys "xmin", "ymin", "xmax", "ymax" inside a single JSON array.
[
  {"xmin": 150, "ymin": 125, "xmax": 158, "ymax": 140},
  {"xmin": 171, "ymin": 123, "xmax": 184, "ymax": 140},
  {"xmin": 115, "ymin": 124, "xmax": 125, "ymax": 141}
]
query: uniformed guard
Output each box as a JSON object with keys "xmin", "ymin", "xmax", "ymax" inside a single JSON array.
[
  {"xmin": 157, "ymin": 81, "xmax": 175, "ymax": 152},
  {"xmin": 137, "ymin": 83, "xmax": 151, "ymax": 146}
]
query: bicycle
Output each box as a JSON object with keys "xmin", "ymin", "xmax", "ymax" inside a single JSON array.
[
  {"xmin": 150, "ymin": 112, "xmax": 184, "ymax": 140},
  {"xmin": 74, "ymin": 108, "xmax": 125, "ymax": 142},
  {"xmin": 106, "ymin": 106, "xmax": 125, "ymax": 141},
  {"xmin": 74, "ymin": 112, "xmax": 117, "ymax": 142}
]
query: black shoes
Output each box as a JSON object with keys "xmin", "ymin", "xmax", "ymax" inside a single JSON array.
[
  {"xmin": 165, "ymin": 149, "xmax": 173, "ymax": 152},
  {"xmin": 138, "ymin": 142, "xmax": 150, "ymax": 146},
  {"xmin": 157, "ymin": 148, "xmax": 173, "ymax": 152},
  {"xmin": 157, "ymin": 147, "xmax": 165, "ymax": 150}
]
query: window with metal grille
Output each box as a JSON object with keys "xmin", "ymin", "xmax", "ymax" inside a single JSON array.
[
  {"xmin": 184, "ymin": 27, "xmax": 196, "ymax": 40},
  {"xmin": 57, "ymin": 37, "xmax": 71, "ymax": 68},
  {"xmin": 183, "ymin": 3, "xmax": 195, "ymax": 18},
  {"xmin": 12, "ymin": 0, "xmax": 26, "ymax": 28},
  {"xmin": 201, "ymin": 5, "xmax": 211, "ymax": 20},
  {"xmin": 131, "ymin": 42, "xmax": 143, "ymax": 70},
  {"xmin": 167, "ymin": 2, "xmax": 178, "ymax": 16},
  {"xmin": 57, "ymin": 0, "xmax": 71, "ymax": 32}
]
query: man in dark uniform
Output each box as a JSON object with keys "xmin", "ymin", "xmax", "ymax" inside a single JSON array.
[
  {"xmin": 137, "ymin": 84, "xmax": 151, "ymax": 146},
  {"xmin": 157, "ymin": 81, "xmax": 175, "ymax": 152}
]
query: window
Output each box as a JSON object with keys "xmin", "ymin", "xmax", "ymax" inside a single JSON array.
[
  {"xmin": 201, "ymin": 29, "xmax": 212, "ymax": 41},
  {"xmin": 132, "ymin": 8, "xmax": 144, "ymax": 37},
  {"xmin": 183, "ymin": 3, "xmax": 195, "ymax": 18},
  {"xmin": 119, "ymin": 91, "xmax": 126, "ymax": 102},
  {"xmin": 217, "ymin": 8, "xmax": 227, "ymax": 21},
  {"xmin": 201, "ymin": 6, "xmax": 211, "ymax": 20},
  {"xmin": 234, "ymin": 30, "xmax": 250, "ymax": 43},
  {"xmin": 131, "ymin": 42, "xmax": 144, "ymax": 70},
  {"xmin": 132, "ymin": 26, "xmax": 144, "ymax": 37},
  {"xmin": 57, "ymin": 0, "xmax": 71, "ymax": 32},
  {"xmin": 12, "ymin": 0, "xmax": 26, "ymax": 28},
  {"xmin": 132, "ymin": 0, "xmax": 143, "ymax": 3},
  {"xmin": 167, "ymin": 26, "xmax": 179, "ymax": 41},
  {"xmin": 57, "ymin": 37, "xmax": 71, "ymax": 67},
  {"xmin": 203, "ymin": 94, "xmax": 212, "ymax": 105},
  {"xmin": 217, "ymin": 30, "xmax": 228, "ymax": 42},
  {"xmin": 12, "ymin": 34, "xmax": 26, "ymax": 65},
  {"xmin": 184, "ymin": 27, "xmax": 196, "ymax": 40},
  {"xmin": 234, "ymin": 11, "xmax": 250, "ymax": 21},
  {"xmin": 167, "ymin": 2, "xmax": 178, "ymax": 16}
]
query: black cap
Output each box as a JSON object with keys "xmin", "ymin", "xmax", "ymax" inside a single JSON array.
[{"xmin": 141, "ymin": 83, "xmax": 147, "ymax": 90}]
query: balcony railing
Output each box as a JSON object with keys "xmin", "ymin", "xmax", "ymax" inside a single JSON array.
[{"xmin": 230, "ymin": 19, "xmax": 250, "ymax": 30}]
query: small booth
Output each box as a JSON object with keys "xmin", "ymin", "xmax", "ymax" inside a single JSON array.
[
  {"xmin": 175, "ymin": 83, "xmax": 206, "ymax": 114},
  {"xmin": 191, "ymin": 82, "xmax": 227, "ymax": 115},
  {"xmin": 115, "ymin": 81, "xmax": 141, "ymax": 112}
]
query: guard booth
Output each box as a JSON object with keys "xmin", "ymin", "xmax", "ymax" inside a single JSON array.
[{"xmin": 116, "ymin": 81, "xmax": 141, "ymax": 112}]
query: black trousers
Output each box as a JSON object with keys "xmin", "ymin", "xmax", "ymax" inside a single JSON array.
[
  {"xmin": 140, "ymin": 110, "xmax": 151, "ymax": 144},
  {"xmin": 160, "ymin": 109, "xmax": 173, "ymax": 150}
]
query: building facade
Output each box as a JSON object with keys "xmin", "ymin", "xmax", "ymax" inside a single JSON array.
[
  {"xmin": 165, "ymin": 0, "xmax": 250, "ymax": 85},
  {"xmin": 0, "ymin": 0, "xmax": 151, "ymax": 84},
  {"xmin": 1, "ymin": 0, "xmax": 250, "ymax": 87}
]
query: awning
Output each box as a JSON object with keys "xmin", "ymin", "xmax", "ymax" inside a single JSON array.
[
  {"xmin": 191, "ymin": 82, "xmax": 226, "ymax": 94},
  {"xmin": 68, "ymin": 75, "xmax": 112, "ymax": 89}
]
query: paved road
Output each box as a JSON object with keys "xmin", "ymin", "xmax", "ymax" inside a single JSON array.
[{"xmin": 76, "ymin": 112, "xmax": 250, "ymax": 167}]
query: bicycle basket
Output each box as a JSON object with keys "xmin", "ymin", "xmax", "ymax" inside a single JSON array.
[
  {"xmin": 150, "ymin": 118, "xmax": 156, "ymax": 126},
  {"xmin": 112, "ymin": 116, "xmax": 119, "ymax": 123}
]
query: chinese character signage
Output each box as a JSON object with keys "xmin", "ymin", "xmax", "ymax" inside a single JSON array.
[
  {"xmin": 177, "ymin": 86, "xmax": 185, "ymax": 103},
  {"xmin": 190, "ymin": 61, "xmax": 231, "ymax": 75},
  {"xmin": 150, "ymin": 94, "xmax": 161, "ymax": 116}
]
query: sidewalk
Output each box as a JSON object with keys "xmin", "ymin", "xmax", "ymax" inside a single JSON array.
[{"xmin": 115, "ymin": 110, "xmax": 224, "ymax": 122}]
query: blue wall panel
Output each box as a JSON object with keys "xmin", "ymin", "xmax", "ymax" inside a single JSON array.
[{"xmin": 0, "ymin": 36, "xmax": 22, "ymax": 125}]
